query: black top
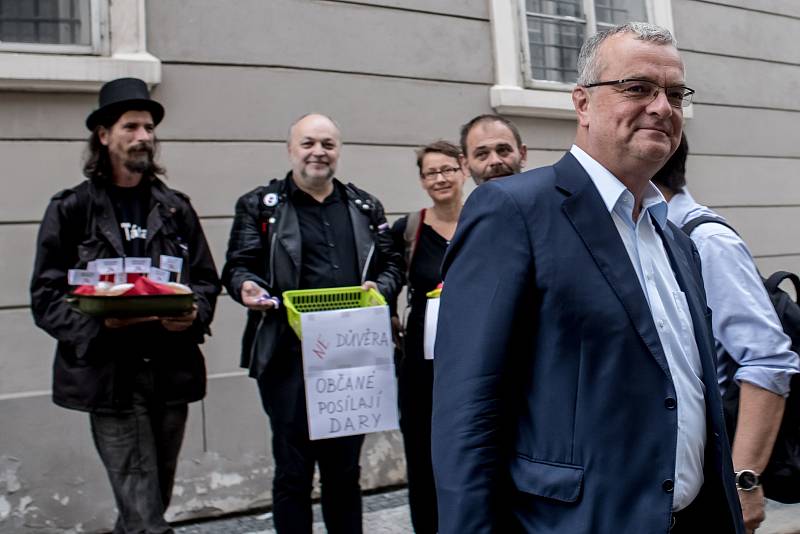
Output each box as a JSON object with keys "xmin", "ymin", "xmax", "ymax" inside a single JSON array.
[
  {"xmin": 107, "ymin": 181, "xmax": 151, "ymax": 257},
  {"xmin": 288, "ymin": 177, "xmax": 360, "ymax": 289},
  {"xmin": 392, "ymin": 217, "xmax": 449, "ymax": 361}
]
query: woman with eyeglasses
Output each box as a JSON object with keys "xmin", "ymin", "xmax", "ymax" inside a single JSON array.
[{"xmin": 390, "ymin": 140, "xmax": 467, "ymax": 534}]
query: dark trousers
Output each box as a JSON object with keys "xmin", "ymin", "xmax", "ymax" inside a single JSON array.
[
  {"xmin": 257, "ymin": 340, "xmax": 365, "ymax": 533},
  {"xmin": 269, "ymin": 419, "xmax": 365, "ymax": 534},
  {"xmin": 671, "ymin": 488, "xmax": 723, "ymax": 534},
  {"xmin": 398, "ymin": 357, "xmax": 437, "ymax": 534},
  {"xmin": 90, "ymin": 365, "xmax": 188, "ymax": 534}
]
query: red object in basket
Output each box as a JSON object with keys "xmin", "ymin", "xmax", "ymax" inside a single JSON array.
[
  {"xmin": 73, "ymin": 285, "xmax": 96, "ymax": 295},
  {"xmin": 122, "ymin": 277, "xmax": 175, "ymax": 296}
]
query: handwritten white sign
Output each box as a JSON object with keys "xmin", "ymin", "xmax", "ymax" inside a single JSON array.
[{"xmin": 300, "ymin": 305, "xmax": 398, "ymax": 440}]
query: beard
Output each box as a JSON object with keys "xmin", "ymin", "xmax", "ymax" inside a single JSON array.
[
  {"xmin": 123, "ymin": 144, "xmax": 156, "ymax": 174},
  {"xmin": 300, "ymin": 162, "xmax": 335, "ymax": 185},
  {"xmin": 472, "ymin": 160, "xmax": 521, "ymax": 184}
]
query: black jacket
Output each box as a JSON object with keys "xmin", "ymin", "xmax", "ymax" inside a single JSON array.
[
  {"xmin": 222, "ymin": 175, "xmax": 403, "ymax": 380},
  {"xmin": 30, "ymin": 177, "xmax": 221, "ymax": 413}
]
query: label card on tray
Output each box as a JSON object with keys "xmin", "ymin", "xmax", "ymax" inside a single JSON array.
[
  {"xmin": 125, "ymin": 257, "xmax": 152, "ymax": 273},
  {"xmin": 160, "ymin": 255, "xmax": 183, "ymax": 273},
  {"xmin": 68, "ymin": 269, "xmax": 100, "ymax": 286},
  {"xmin": 148, "ymin": 267, "xmax": 171, "ymax": 283},
  {"xmin": 95, "ymin": 258, "xmax": 123, "ymax": 275}
]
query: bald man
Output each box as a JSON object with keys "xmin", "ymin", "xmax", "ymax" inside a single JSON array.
[{"xmin": 222, "ymin": 114, "xmax": 402, "ymax": 533}]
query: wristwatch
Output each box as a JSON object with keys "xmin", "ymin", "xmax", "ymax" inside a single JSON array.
[{"xmin": 735, "ymin": 469, "xmax": 761, "ymax": 491}]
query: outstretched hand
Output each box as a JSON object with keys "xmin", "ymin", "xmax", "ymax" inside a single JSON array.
[{"xmin": 241, "ymin": 280, "xmax": 277, "ymax": 311}]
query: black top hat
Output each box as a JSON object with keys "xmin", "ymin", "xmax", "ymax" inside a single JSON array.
[{"xmin": 85, "ymin": 77, "xmax": 164, "ymax": 130}]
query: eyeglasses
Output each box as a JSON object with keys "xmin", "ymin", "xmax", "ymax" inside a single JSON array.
[
  {"xmin": 582, "ymin": 78, "xmax": 695, "ymax": 108},
  {"xmin": 421, "ymin": 166, "xmax": 461, "ymax": 180}
]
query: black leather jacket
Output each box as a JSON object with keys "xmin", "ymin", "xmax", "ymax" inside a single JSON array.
[
  {"xmin": 30, "ymin": 177, "xmax": 221, "ymax": 412},
  {"xmin": 222, "ymin": 175, "xmax": 403, "ymax": 379}
]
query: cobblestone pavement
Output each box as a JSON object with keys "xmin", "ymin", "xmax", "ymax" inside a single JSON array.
[
  {"xmin": 176, "ymin": 488, "xmax": 800, "ymax": 533},
  {"xmin": 175, "ymin": 488, "xmax": 412, "ymax": 534},
  {"xmin": 763, "ymin": 501, "xmax": 800, "ymax": 534}
]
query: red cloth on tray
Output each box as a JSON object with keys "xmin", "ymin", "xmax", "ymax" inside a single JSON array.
[
  {"xmin": 73, "ymin": 285, "xmax": 96, "ymax": 295},
  {"xmin": 73, "ymin": 278, "xmax": 175, "ymax": 296},
  {"xmin": 122, "ymin": 277, "xmax": 175, "ymax": 296}
]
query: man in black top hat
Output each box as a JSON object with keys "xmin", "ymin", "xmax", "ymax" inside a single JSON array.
[{"xmin": 30, "ymin": 77, "xmax": 221, "ymax": 534}]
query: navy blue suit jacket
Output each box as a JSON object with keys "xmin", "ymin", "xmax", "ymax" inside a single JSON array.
[{"xmin": 431, "ymin": 153, "xmax": 744, "ymax": 533}]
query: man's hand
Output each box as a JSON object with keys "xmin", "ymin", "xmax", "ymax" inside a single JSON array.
[
  {"xmin": 362, "ymin": 281, "xmax": 379, "ymax": 294},
  {"xmin": 160, "ymin": 305, "xmax": 198, "ymax": 332},
  {"xmin": 104, "ymin": 316, "xmax": 158, "ymax": 329},
  {"xmin": 241, "ymin": 280, "xmax": 277, "ymax": 311},
  {"xmin": 738, "ymin": 486, "xmax": 765, "ymax": 534}
]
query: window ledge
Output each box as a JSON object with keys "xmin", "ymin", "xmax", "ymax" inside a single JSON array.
[
  {"xmin": 0, "ymin": 51, "xmax": 161, "ymax": 92},
  {"xmin": 490, "ymin": 85, "xmax": 577, "ymax": 120}
]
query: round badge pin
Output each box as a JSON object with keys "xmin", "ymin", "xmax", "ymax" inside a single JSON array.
[{"xmin": 263, "ymin": 193, "xmax": 279, "ymax": 207}]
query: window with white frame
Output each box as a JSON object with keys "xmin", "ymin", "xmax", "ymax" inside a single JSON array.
[
  {"xmin": 0, "ymin": 0, "xmax": 99, "ymax": 54},
  {"xmin": 488, "ymin": 0, "xmax": 677, "ymax": 119},
  {"xmin": 0, "ymin": 0, "xmax": 160, "ymax": 92},
  {"xmin": 523, "ymin": 0, "xmax": 648, "ymax": 85}
]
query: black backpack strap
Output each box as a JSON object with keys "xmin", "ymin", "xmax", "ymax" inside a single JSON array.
[
  {"xmin": 765, "ymin": 271, "xmax": 800, "ymax": 305},
  {"xmin": 681, "ymin": 215, "xmax": 739, "ymax": 237}
]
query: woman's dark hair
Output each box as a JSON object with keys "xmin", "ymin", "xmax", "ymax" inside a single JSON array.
[{"xmin": 652, "ymin": 133, "xmax": 688, "ymax": 194}]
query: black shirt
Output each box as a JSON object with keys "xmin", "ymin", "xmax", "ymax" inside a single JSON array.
[
  {"xmin": 107, "ymin": 181, "xmax": 151, "ymax": 257},
  {"xmin": 390, "ymin": 216, "xmax": 449, "ymax": 361},
  {"xmin": 288, "ymin": 176, "xmax": 360, "ymax": 290},
  {"xmin": 404, "ymin": 222, "xmax": 448, "ymax": 360}
]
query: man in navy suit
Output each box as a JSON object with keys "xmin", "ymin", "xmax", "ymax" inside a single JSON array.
[{"xmin": 432, "ymin": 23, "xmax": 745, "ymax": 534}]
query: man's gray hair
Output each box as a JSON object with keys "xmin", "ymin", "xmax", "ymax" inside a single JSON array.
[{"xmin": 576, "ymin": 22, "xmax": 677, "ymax": 86}]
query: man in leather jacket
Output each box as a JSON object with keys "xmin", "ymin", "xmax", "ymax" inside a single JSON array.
[
  {"xmin": 222, "ymin": 113, "xmax": 402, "ymax": 533},
  {"xmin": 30, "ymin": 78, "xmax": 221, "ymax": 534}
]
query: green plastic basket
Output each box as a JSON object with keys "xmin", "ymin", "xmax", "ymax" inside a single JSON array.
[{"xmin": 283, "ymin": 286, "xmax": 386, "ymax": 339}]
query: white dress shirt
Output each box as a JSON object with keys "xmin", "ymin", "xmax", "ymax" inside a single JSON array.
[{"xmin": 570, "ymin": 145, "xmax": 706, "ymax": 510}]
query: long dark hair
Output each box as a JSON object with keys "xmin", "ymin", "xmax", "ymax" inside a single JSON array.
[{"xmin": 82, "ymin": 111, "xmax": 166, "ymax": 181}]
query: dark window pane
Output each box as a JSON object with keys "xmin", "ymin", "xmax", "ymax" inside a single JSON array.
[
  {"xmin": 0, "ymin": 0, "xmax": 91, "ymax": 46},
  {"xmin": 595, "ymin": 0, "xmax": 647, "ymax": 25},
  {"xmin": 527, "ymin": 0, "xmax": 584, "ymax": 18},
  {"xmin": 527, "ymin": 15, "xmax": 584, "ymax": 83}
]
